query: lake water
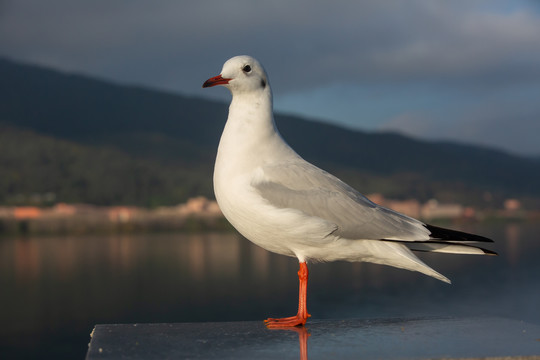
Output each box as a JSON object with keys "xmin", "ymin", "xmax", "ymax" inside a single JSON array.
[{"xmin": 1, "ymin": 223, "xmax": 539, "ymax": 359}]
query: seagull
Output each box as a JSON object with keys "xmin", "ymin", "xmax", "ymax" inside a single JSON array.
[{"xmin": 203, "ymin": 55, "xmax": 496, "ymax": 328}]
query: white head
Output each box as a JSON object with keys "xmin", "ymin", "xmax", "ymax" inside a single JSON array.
[{"xmin": 203, "ymin": 55, "xmax": 270, "ymax": 95}]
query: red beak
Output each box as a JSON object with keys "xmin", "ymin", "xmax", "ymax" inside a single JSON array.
[{"xmin": 202, "ymin": 75, "xmax": 231, "ymax": 88}]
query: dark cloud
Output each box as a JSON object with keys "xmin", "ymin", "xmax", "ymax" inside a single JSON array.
[{"xmin": 2, "ymin": 1, "xmax": 540, "ymax": 89}]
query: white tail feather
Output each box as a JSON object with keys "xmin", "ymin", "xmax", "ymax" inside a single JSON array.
[{"xmin": 407, "ymin": 242, "xmax": 490, "ymax": 255}]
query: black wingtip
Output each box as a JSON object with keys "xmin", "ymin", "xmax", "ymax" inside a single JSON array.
[{"xmin": 425, "ymin": 224, "xmax": 494, "ymax": 243}]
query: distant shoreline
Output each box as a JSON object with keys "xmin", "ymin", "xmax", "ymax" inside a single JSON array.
[
  {"xmin": 0, "ymin": 215, "xmax": 234, "ymax": 236},
  {"xmin": 0, "ymin": 196, "xmax": 534, "ymax": 237}
]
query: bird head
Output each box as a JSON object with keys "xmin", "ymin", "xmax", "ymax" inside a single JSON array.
[{"xmin": 203, "ymin": 55, "xmax": 269, "ymax": 95}]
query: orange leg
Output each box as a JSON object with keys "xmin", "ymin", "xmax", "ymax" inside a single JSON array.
[{"xmin": 264, "ymin": 262, "xmax": 311, "ymax": 328}]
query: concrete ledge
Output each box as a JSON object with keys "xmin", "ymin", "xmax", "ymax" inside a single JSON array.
[{"xmin": 86, "ymin": 317, "xmax": 540, "ymax": 359}]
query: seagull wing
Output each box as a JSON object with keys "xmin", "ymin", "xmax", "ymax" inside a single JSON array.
[{"xmin": 252, "ymin": 161, "xmax": 431, "ymax": 241}]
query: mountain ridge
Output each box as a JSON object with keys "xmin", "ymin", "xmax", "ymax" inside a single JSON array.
[{"xmin": 1, "ymin": 57, "xmax": 538, "ymax": 207}]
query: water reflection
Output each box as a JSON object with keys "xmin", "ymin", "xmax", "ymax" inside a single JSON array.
[
  {"xmin": 14, "ymin": 238, "xmax": 40, "ymax": 281},
  {"xmin": 505, "ymin": 223, "xmax": 521, "ymax": 265},
  {"xmin": 270, "ymin": 326, "xmax": 310, "ymax": 360},
  {"xmin": 1, "ymin": 223, "xmax": 540, "ymax": 359}
]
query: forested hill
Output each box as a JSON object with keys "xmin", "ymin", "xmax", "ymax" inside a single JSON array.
[{"xmin": 1, "ymin": 57, "xmax": 538, "ymax": 207}]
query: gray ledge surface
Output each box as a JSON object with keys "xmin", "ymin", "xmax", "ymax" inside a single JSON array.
[{"xmin": 86, "ymin": 317, "xmax": 540, "ymax": 359}]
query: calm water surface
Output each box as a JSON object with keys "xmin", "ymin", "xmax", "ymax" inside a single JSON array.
[{"xmin": 1, "ymin": 223, "xmax": 539, "ymax": 359}]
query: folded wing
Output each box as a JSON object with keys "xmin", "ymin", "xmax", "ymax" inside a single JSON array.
[{"xmin": 253, "ymin": 161, "xmax": 496, "ymax": 255}]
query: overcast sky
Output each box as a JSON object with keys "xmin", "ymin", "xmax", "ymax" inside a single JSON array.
[{"xmin": 1, "ymin": 0, "xmax": 540, "ymax": 156}]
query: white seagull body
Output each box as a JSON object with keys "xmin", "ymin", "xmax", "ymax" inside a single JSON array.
[{"xmin": 203, "ymin": 55, "xmax": 495, "ymax": 327}]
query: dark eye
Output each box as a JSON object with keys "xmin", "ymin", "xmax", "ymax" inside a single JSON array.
[{"xmin": 242, "ymin": 64, "xmax": 251, "ymax": 73}]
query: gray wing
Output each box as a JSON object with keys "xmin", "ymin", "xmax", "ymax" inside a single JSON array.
[{"xmin": 252, "ymin": 161, "xmax": 431, "ymax": 241}]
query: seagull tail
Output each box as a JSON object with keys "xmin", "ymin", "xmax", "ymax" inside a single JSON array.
[
  {"xmin": 402, "ymin": 254, "xmax": 452, "ymax": 284},
  {"xmin": 385, "ymin": 242, "xmax": 453, "ymax": 284},
  {"xmin": 405, "ymin": 242, "xmax": 498, "ymax": 256}
]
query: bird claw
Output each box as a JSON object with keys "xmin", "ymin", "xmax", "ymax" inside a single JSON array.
[{"xmin": 264, "ymin": 313, "xmax": 311, "ymax": 328}]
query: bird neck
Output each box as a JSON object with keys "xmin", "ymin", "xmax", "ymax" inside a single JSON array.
[
  {"xmin": 216, "ymin": 88, "xmax": 288, "ymax": 170},
  {"xmin": 227, "ymin": 88, "xmax": 278, "ymax": 143}
]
